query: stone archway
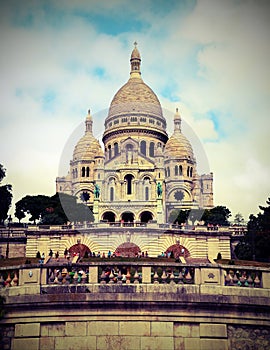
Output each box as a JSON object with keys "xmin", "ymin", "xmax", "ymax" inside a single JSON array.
[
  {"xmin": 115, "ymin": 242, "xmax": 141, "ymax": 257},
  {"xmin": 140, "ymin": 211, "xmax": 153, "ymax": 223},
  {"xmin": 121, "ymin": 212, "xmax": 134, "ymax": 223},
  {"xmin": 69, "ymin": 243, "xmax": 90, "ymax": 258},
  {"xmin": 165, "ymin": 244, "xmax": 190, "ymax": 259},
  {"xmin": 102, "ymin": 211, "xmax": 116, "ymax": 222}
]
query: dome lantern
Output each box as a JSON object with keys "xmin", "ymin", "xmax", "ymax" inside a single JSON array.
[
  {"xmin": 130, "ymin": 41, "xmax": 141, "ymax": 77},
  {"xmin": 85, "ymin": 109, "xmax": 93, "ymax": 133},
  {"xmin": 174, "ymin": 108, "xmax": 181, "ymax": 132}
]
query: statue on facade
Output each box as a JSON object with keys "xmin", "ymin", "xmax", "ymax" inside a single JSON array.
[
  {"xmin": 94, "ymin": 184, "xmax": 100, "ymax": 199},
  {"xmin": 157, "ymin": 182, "xmax": 162, "ymax": 197}
]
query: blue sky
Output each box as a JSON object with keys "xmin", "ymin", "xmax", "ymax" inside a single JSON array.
[{"xmin": 1, "ymin": 0, "xmax": 270, "ymax": 220}]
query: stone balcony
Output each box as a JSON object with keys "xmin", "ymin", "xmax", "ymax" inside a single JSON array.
[
  {"xmin": 1, "ymin": 260, "xmax": 270, "ymax": 350},
  {"xmin": 0, "ymin": 260, "xmax": 269, "ymax": 292}
]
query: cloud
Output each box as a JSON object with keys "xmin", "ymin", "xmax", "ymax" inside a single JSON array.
[{"xmin": 1, "ymin": 0, "xmax": 270, "ymax": 221}]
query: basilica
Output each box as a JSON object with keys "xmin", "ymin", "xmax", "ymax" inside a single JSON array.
[{"xmin": 56, "ymin": 44, "xmax": 213, "ymax": 224}]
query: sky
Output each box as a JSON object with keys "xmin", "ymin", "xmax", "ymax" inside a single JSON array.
[{"xmin": 0, "ymin": 0, "xmax": 270, "ymax": 221}]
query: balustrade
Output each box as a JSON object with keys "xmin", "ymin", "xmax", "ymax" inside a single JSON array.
[
  {"xmin": 0, "ymin": 263, "xmax": 268, "ymax": 290},
  {"xmin": 47, "ymin": 266, "xmax": 89, "ymax": 285},
  {"xmin": 0, "ymin": 269, "xmax": 19, "ymax": 287},
  {"xmin": 224, "ymin": 267, "xmax": 262, "ymax": 288},
  {"xmin": 43, "ymin": 263, "xmax": 195, "ymax": 286}
]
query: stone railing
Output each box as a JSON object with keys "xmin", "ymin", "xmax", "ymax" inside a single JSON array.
[
  {"xmin": 46, "ymin": 262, "xmax": 195, "ymax": 285},
  {"xmin": 0, "ymin": 267, "xmax": 19, "ymax": 287},
  {"xmin": 0, "ymin": 261, "xmax": 269, "ymax": 292},
  {"xmin": 224, "ymin": 266, "xmax": 262, "ymax": 287},
  {"xmin": 5, "ymin": 222, "xmax": 235, "ymax": 233}
]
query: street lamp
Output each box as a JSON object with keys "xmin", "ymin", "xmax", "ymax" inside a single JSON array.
[{"xmin": 6, "ymin": 215, "xmax": 12, "ymax": 259}]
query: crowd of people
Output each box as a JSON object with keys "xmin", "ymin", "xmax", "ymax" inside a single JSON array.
[{"xmin": 36, "ymin": 249, "xmax": 152, "ymax": 262}]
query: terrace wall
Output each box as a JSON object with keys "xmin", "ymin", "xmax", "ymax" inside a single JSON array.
[{"xmin": 0, "ymin": 262, "xmax": 270, "ymax": 350}]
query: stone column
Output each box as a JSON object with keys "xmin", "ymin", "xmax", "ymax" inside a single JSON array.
[{"xmin": 93, "ymin": 198, "xmax": 100, "ymax": 223}]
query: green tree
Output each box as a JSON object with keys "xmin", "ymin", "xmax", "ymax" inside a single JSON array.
[
  {"xmin": 188, "ymin": 208, "xmax": 205, "ymax": 225},
  {"xmin": 40, "ymin": 193, "xmax": 69, "ymax": 225},
  {"xmin": 14, "ymin": 207, "xmax": 26, "ymax": 223},
  {"xmin": 0, "ymin": 164, "xmax": 12, "ymax": 225},
  {"xmin": 235, "ymin": 197, "xmax": 270, "ymax": 261},
  {"xmin": 234, "ymin": 212, "xmax": 245, "ymax": 225},
  {"xmin": 15, "ymin": 192, "xmax": 94, "ymax": 225},
  {"xmin": 202, "ymin": 206, "xmax": 231, "ymax": 226},
  {"xmin": 15, "ymin": 195, "xmax": 50, "ymax": 224},
  {"xmin": 169, "ymin": 210, "xmax": 189, "ymax": 224}
]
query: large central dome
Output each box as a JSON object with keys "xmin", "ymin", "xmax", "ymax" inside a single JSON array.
[
  {"xmin": 108, "ymin": 76, "xmax": 163, "ymax": 118},
  {"xmin": 103, "ymin": 44, "xmax": 167, "ymax": 144}
]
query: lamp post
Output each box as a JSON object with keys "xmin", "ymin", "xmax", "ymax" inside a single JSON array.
[{"xmin": 6, "ymin": 215, "xmax": 12, "ymax": 259}]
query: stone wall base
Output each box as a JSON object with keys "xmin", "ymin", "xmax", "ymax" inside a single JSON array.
[{"xmin": 1, "ymin": 321, "xmax": 270, "ymax": 350}]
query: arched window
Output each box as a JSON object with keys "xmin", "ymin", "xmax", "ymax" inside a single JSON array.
[
  {"xmin": 75, "ymin": 168, "xmax": 78, "ymax": 178},
  {"xmin": 103, "ymin": 211, "xmax": 116, "ymax": 223},
  {"xmin": 175, "ymin": 165, "xmax": 178, "ymax": 176},
  {"xmin": 165, "ymin": 168, "xmax": 167, "ymax": 177},
  {"xmin": 187, "ymin": 166, "xmax": 190, "ymax": 177},
  {"xmin": 145, "ymin": 187, "xmax": 149, "ymax": 201},
  {"xmin": 108, "ymin": 145, "xmax": 112, "ymax": 159},
  {"xmin": 143, "ymin": 176, "xmax": 150, "ymax": 183},
  {"xmin": 190, "ymin": 167, "xmax": 193, "ymax": 177},
  {"xmin": 86, "ymin": 167, "xmax": 90, "ymax": 177},
  {"xmin": 114, "ymin": 143, "xmax": 119, "ymax": 156},
  {"xmin": 140, "ymin": 140, "xmax": 146, "ymax": 156},
  {"xmin": 167, "ymin": 167, "xmax": 170, "ymax": 177},
  {"xmin": 110, "ymin": 187, "xmax": 114, "ymax": 202},
  {"xmin": 82, "ymin": 167, "xmax": 85, "ymax": 177},
  {"xmin": 179, "ymin": 165, "xmax": 182, "ymax": 176},
  {"xmin": 124, "ymin": 174, "xmax": 134, "ymax": 195},
  {"xmin": 149, "ymin": 142, "xmax": 155, "ymax": 157}
]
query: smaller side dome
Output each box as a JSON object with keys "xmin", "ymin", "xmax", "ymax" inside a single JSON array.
[
  {"xmin": 73, "ymin": 110, "xmax": 104, "ymax": 161},
  {"xmin": 164, "ymin": 108, "xmax": 195, "ymax": 161}
]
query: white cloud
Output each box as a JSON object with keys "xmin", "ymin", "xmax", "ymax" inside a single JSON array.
[{"xmin": 1, "ymin": 0, "xmax": 270, "ymax": 221}]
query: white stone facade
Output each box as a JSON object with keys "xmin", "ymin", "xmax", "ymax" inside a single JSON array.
[{"xmin": 56, "ymin": 45, "xmax": 213, "ymax": 224}]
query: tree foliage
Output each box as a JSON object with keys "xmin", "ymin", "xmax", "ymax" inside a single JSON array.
[
  {"xmin": 202, "ymin": 206, "xmax": 231, "ymax": 226},
  {"xmin": 169, "ymin": 210, "xmax": 189, "ymax": 224},
  {"xmin": 15, "ymin": 192, "xmax": 94, "ymax": 225},
  {"xmin": 234, "ymin": 212, "xmax": 245, "ymax": 225},
  {"xmin": 0, "ymin": 164, "xmax": 12, "ymax": 225},
  {"xmin": 170, "ymin": 208, "xmax": 205, "ymax": 225},
  {"xmin": 235, "ymin": 197, "xmax": 270, "ymax": 261}
]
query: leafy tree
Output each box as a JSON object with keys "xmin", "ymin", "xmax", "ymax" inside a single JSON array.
[
  {"xmin": 14, "ymin": 207, "xmax": 26, "ymax": 223},
  {"xmin": 188, "ymin": 208, "xmax": 205, "ymax": 225},
  {"xmin": 202, "ymin": 206, "xmax": 231, "ymax": 226},
  {"xmin": 234, "ymin": 240, "xmax": 252, "ymax": 260},
  {"xmin": 170, "ymin": 208, "xmax": 211, "ymax": 225},
  {"xmin": 234, "ymin": 213, "xmax": 245, "ymax": 225},
  {"xmin": 0, "ymin": 164, "xmax": 12, "ymax": 225},
  {"xmin": 15, "ymin": 192, "xmax": 94, "ymax": 225},
  {"xmin": 235, "ymin": 197, "xmax": 270, "ymax": 261},
  {"xmin": 15, "ymin": 195, "xmax": 50, "ymax": 224},
  {"xmin": 169, "ymin": 210, "xmax": 189, "ymax": 224}
]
